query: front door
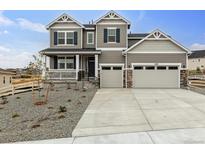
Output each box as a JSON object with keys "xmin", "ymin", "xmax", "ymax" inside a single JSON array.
[{"xmin": 88, "ymin": 57, "xmax": 95, "ymax": 77}]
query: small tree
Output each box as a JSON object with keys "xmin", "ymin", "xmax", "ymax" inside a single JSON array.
[{"xmin": 196, "ymin": 67, "xmax": 201, "ymax": 74}]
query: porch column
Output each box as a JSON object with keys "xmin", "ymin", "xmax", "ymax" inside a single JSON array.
[
  {"xmin": 76, "ymin": 55, "xmax": 79, "ymax": 80},
  {"xmin": 95, "ymin": 54, "xmax": 98, "ymax": 78},
  {"xmin": 43, "ymin": 55, "xmax": 47, "ymax": 78}
]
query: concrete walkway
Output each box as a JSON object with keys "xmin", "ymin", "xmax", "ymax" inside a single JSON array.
[
  {"xmin": 72, "ymin": 89, "xmax": 205, "ymax": 137},
  {"xmin": 17, "ymin": 127, "xmax": 205, "ymax": 144}
]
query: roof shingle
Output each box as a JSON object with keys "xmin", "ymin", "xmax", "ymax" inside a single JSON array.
[{"xmin": 189, "ymin": 50, "xmax": 205, "ymax": 58}]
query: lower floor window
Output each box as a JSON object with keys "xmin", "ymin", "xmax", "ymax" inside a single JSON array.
[
  {"xmin": 66, "ymin": 57, "xmax": 74, "ymax": 69},
  {"xmin": 58, "ymin": 56, "xmax": 74, "ymax": 69}
]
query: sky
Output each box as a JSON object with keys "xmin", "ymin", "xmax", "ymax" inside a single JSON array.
[{"xmin": 0, "ymin": 10, "xmax": 205, "ymax": 68}]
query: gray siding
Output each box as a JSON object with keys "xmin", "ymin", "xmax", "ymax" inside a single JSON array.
[
  {"xmin": 99, "ymin": 51, "xmax": 125, "ymax": 63},
  {"xmin": 127, "ymin": 53, "xmax": 187, "ymax": 68},
  {"xmin": 50, "ymin": 28, "xmax": 82, "ymax": 49},
  {"xmin": 96, "ymin": 24, "xmax": 127, "ymax": 49},
  {"xmin": 83, "ymin": 30, "xmax": 96, "ymax": 49},
  {"xmin": 130, "ymin": 40, "xmax": 185, "ymax": 52}
]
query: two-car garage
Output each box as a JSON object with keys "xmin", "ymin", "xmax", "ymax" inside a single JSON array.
[
  {"xmin": 132, "ymin": 63, "xmax": 180, "ymax": 88},
  {"xmin": 99, "ymin": 63, "xmax": 180, "ymax": 89}
]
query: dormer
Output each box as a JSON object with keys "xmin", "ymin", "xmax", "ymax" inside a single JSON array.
[
  {"xmin": 95, "ymin": 11, "xmax": 131, "ymax": 50},
  {"xmin": 47, "ymin": 13, "xmax": 84, "ymax": 49}
]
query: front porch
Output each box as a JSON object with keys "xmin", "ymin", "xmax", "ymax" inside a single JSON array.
[{"xmin": 43, "ymin": 54, "xmax": 99, "ymax": 81}]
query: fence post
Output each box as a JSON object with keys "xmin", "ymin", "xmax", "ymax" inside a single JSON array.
[
  {"xmin": 12, "ymin": 85, "xmax": 15, "ymax": 95},
  {"xmin": 32, "ymin": 82, "xmax": 34, "ymax": 92}
]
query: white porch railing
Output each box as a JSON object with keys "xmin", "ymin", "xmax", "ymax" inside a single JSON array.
[{"xmin": 46, "ymin": 69, "xmax": 77, "ymax": 80}]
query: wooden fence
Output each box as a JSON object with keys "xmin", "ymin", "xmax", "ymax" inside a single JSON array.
[
  {"xmin": 0, "ymin": 81, "xmax": 43, "ymax": 97},
  {"xmin": 189, "ymin": 79, "xmax": 205, "ymax": 88}
]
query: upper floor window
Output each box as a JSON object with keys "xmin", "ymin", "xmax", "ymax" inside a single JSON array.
[
  {"xmin": 66, "ymin": 32, "xmax": 74, "ymax": 45},
  {"xmin": 104, "ymin": 28, "xmax": 120, "ymax": 43},
  {"xmin": 87, "ymin": 32, "xmax": 94, "ymax": 44},
  {"xmin": 108, "ymin": 28, "xmax": 116, "ymax": 43},
  {"xmin": 58, "ymin": 32, "xmax": 65, "ymax": 45},
  {"xmin": 55, "ymin": 31, "xmax": 77, "ymax": 46}
]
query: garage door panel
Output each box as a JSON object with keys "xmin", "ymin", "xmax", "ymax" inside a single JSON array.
[
  {"xmin": 133, "ymin": 68, "xmax": 179, "ymax": 88},
  {"xmin": 100, "ymin": 69, "xmax": 123, "ymax": 88}
]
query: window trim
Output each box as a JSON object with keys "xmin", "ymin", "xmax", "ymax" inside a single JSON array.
[
  {"xmin": 87, "ymin": 32, "xmax": 94, "ymax": 45},
  {"xmin": 107, "ymin": 27, "xmax": 117, "ymax": 43},
  {"xmin": 57, "ymin": 31, "xmax": 75, "ymax": 46},
  {"xmin": 57, "ymin": 56, "xmax": 75, "ymax": 70}
]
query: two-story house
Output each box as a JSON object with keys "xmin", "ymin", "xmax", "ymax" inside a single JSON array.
[
  {"xmin": 40, "ymin": 11, "xmax": 190, "ymax": 88},
  {"xmin": 188, "ymin": 50, "xmax": 205, "ymax": 70}
]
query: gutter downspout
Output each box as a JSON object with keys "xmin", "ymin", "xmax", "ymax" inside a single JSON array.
[{"xmin": 125, "ymin": 52, "xmax": 128, "ymax": 88}]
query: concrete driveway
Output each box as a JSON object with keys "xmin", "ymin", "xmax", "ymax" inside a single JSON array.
[{"xmin": 72, "ymin": 89, "xmax": 205, "ymax": 137}]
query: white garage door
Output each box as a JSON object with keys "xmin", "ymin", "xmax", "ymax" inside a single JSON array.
[
  {"xmin": 133, "ymin": 64, "xmax": 180, "ymax": 88},
  {"xmin": 100, "ymin": 65, "xmax": 123, "ymax": 88}
]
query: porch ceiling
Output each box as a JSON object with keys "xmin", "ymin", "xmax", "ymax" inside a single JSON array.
[{"xmin": 40, "ymin": 48, "xmax": 101, "ymax": 55}]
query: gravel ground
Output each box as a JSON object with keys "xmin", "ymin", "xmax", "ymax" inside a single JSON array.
[{"xmin": 0, "ymin": 81, "xmax": 97, "ymax": 143}]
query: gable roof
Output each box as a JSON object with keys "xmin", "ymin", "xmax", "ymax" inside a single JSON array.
[
  {"xmin": 189, "ymin": 50, "xmax": 205, "ymax": 58},
  {"xmin": 124, "ymin": 29, "xmax": 191, "ymax": 54},
  {"xmin": 94, "ymin": 10, "xmax": 131, "ymax": 25},
  {"xmin": 46, "ymin": 13, "xmax": 84, "ymax": 29}
]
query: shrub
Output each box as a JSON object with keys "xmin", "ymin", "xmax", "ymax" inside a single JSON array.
[
  {"xmin": 1, "ymin": 96, "xmax": 8, "ymax": 104},
  {"xmin": 196, "ymin": 67, "xmax": 201, "ymax": 74},
  {"xmin": 59, "ymin": 106, "xmax": 67, "ymax": 113},
  {"xmin": 16, "ymin": 96, "xmax": 21, "ymax": 99},
  {"xmin": 31, "ymin": 124, "xmax": 40, "ymax": 129},
  {"xmin": 58, "ymin": 115, "xmax": 65, "ymax": 119},
  {"xmin": 12, "ymin": 113, "xmax": 20, "ymax": 118},
  {"xmin": 67, "ymin": 99, "xmax": 71, "ymax": 102}
]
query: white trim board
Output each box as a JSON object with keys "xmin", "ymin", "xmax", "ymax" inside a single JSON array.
[
  {"xmin": 94, "ymin": 10, "xmax": 131, "ymax": 25},
  {"xmin": 97, "ymin": 48, "xmax": 127, "ymax": 51},
  {"xmin": 87, "ymin": 32, "xmax": 94, "ymax": 45},
  {"xmin": 123, "ymin": 29, "xmax": 191, "ymax": 54},
  {"xmin": 42, "ymin": 51, "xmax": 101, "ymax": 55},
  {"xmin": 99, "ymin": 63, "xmax": 124, "ymax": 67},
  {"xmin": 127, "ymin": 51, "xmax": 187, "ymax": 54},
  {"xmin": 46, "ymin": 13, "xmax": 85, "ymax": 29}
]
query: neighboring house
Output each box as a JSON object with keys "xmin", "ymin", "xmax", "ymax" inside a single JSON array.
[
  {"xmin": 40, "ymin": 11, "xmax": 190, "ymax": 88},
  {"xmin": 0, "ymin": 69, "xmax": 15, "ymax": 88},
  {"xmin": 188, "ymin": 50, "xmax": 205, "ymax": 70}
]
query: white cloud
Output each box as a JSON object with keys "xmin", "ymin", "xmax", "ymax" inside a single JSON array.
[
  {"xmin": 0, "ymin": 45, "xmax": 34, "ymax": 68},
  {"xmin": 136, "ymin": 11, "xmax": 146, "ymax": 22},
  {"xmin": 190, "ymin": 43, "xmax": 205, "ymax": 50},
  {"xmin": 16, "ymin": 18, "xmax": 47, "ymax": 33},
  {"xmin": 0, "ymin": 11, "xmax": 14, "ymax": 26},
  {"xmin": 0, "ymin": 30, "xmax": 9, "ymax": 35},
  {"xmin": 0, "ymin": 45, "xmax": 11, "ymax": 53}
]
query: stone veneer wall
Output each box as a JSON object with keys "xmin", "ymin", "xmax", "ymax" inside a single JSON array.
[
  {"xmin": 127, "ymin": 70, "xmax": 133, "ymax": 88},
  {"xmin": 180, "ymin": 70, "xmax": 188, "ymax": 87}
]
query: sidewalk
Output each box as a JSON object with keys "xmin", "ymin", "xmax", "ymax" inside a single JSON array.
[{"xmin": 16, "ymin": 127, "xmax": 205, "ymax": 144}]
